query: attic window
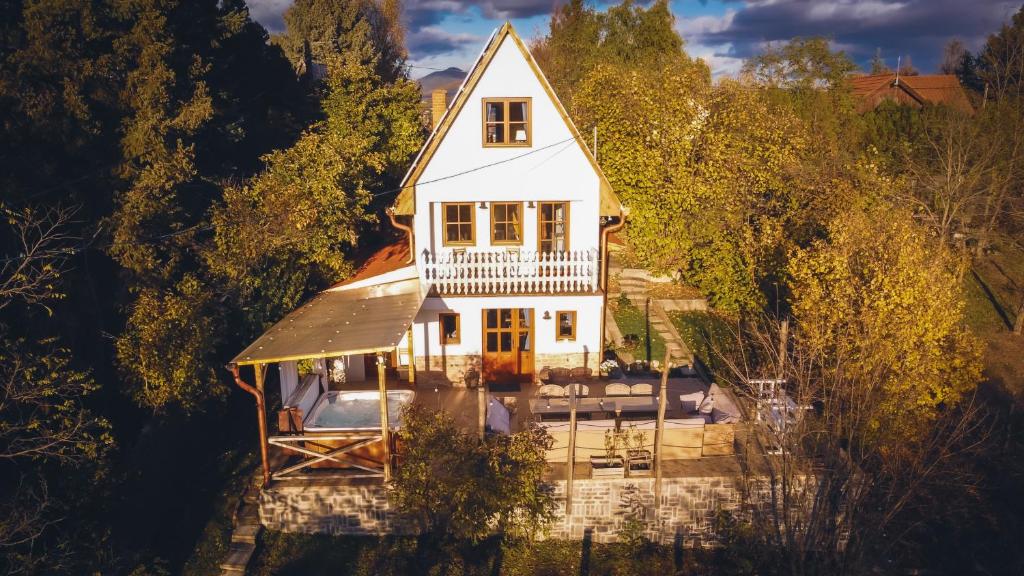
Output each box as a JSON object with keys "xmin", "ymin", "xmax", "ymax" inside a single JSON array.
[{"xmin": 483, "ymin": 98, "xmax": 531, "ymax": 147}]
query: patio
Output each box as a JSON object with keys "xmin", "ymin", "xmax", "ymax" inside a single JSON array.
[{"xmin": 260, "ymin": 374, "xmax": 742, "ymax": 484}]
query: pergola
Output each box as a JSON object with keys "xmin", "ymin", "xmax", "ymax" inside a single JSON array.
[{"xmin": 228, "ymin": 278, "xmax": 426, "ymax": 483}]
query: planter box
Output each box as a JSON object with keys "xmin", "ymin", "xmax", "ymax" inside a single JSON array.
[
  {"xmin": 626, "ymin": 449, "xmax": 652, "ymax": 477},
  {"xmin": 590, "ymin": 456, "xmax": 625, "ymax": 478}
]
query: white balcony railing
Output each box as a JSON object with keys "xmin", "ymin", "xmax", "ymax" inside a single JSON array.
[{"xmin": 422, "ymin": 249, "xmax": 600, "ymax": 295}]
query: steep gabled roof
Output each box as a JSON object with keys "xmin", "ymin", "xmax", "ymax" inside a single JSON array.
[
  {"xmin": 392, "ymin": 22, "xmax": 622, "ymax": 218},
  {"xmin": 851, "ymin": 73, "xmax": 973, "ymax": 113}
]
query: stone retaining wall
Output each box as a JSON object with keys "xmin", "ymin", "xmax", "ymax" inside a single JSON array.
[{"xmin": 260, "ymin": 474, "xmax": 752, "ymax": 545}]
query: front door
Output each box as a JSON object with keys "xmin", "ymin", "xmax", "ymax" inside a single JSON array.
[{"xmin": 482, "ymin": 308, "xmax": 534, "ymax": 384}]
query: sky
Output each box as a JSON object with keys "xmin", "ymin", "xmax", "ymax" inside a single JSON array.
[{"xmin": 244, "ymin": 0, "xmax": 1023, "ymax": 79}]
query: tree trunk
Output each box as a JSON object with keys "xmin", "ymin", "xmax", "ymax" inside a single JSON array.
[{"xmin": 1015, "ymin": 298, "xmax": 1024, "ymax": 335}]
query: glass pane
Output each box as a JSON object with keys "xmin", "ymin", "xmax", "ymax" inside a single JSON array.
[
  {"xmin": 519, "ymin": 332, "xmax": 531, "ymax": 351},
  {"xmin": 558, "ymin": 313, "xmax": 573, "ymax": 337},
  {"xmin": 486, "ymin": 332, "xmax": 498, "ymax": 352},
  {"xmin": 486, "ymin": 102, "xmax": 504, "ymax": 122},
  {"xmin": 445, "ymin": 224, "xmax": 458, "ymax": 243},
  {"xmin": 509, "ymin": 101, "xmax": 527, "ymax": 122},
  {"xmin": 494, "ymin": 204, "xmax": 506, "ymax": 221},
  {"xmin": 446, "ymin": 204, "xmax": 458, "ymax": 221},
  {"xmin": 494, "ymin": 225, "xmax": 506, "ymax": 242},
  {"xmin": 486, "ymin": 124, "xmax": 504, "ymax": 143},
  {"xmin": 500, "ymin": 332, "xmax": 513, "ymax": 352},
  {"xmin": 486, "ymin": 309, "xmax": 497, "ymax": 328},
  {"xmin": 441, "ymin": 315, "xmax": 458, "ymax": 340},
  {"xmin": 500, "ymin": 309, "xmax": 512, "ymax": 329},
  {"xmin": 518, "ymin": 309, "xmax": 530, "ymax": 327},
  {"xmin": 541, "ymin": 203, "xmax": 553, "ymax": 220},
  {"xmin": 458, "ymin": 204, "xmax": 471, "ymax": 221},
  {"xmin": 510, "ymin": 122, "xmax": 528, "ymax": 143},
  {"xmin": 458, "ymin": 223, "xmax": 472, "ymax": 242}
]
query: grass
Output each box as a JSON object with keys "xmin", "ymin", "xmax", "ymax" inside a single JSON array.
[
  {"xmin": 669, "ymin": 311, "xmax": 737, "ymax": 382},
  {"xmin": 610, "ymin": 295, "xmax": 666, "ymax": 363},
  {"xmin": 247, "ymin": 531, "xmax": 740, "ymax": 576},
  {"xmin": 962, "ymin": 239, "xmax": 1024, "ymax": 403}
]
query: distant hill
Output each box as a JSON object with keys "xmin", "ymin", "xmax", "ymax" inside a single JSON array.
[{"xmin": 417, "ymin": 67, "xmax": 465, "ymax": 103}]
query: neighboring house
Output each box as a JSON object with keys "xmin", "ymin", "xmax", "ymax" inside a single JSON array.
[
  {"xmin": 851, "ymin": 73, "xmax": 974, "ymax": 113},
  {"xmin": 229, "ymin": 22, "xmax": 627, "ymax": 482}
]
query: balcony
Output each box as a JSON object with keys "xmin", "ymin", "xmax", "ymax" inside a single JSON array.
[{"xmin": 422, "ymin": 249, "xmax": 600, "ymax": 295}]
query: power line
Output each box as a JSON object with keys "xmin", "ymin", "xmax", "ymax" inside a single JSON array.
[{"xmin": 3, "ymin": 134, "xmax": 584, "ymax": 262}]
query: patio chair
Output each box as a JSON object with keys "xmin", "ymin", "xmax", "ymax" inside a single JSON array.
[
  {"xmin": 567, "ymin": 383, "xmax": 589, "ymax": 397},
  {"xmin": 605, "ymin": 382, "xmax": 630, "ymax": 396},
  {"xmin": 570, "ymin": 367, "xmax": 593, "ymax": 381},
  {"xmin": 538, "ymin": 384, "xmax": 566, "ymax": 398},
  {"xmin": 549, "ymin": 367, "xmax": 571, "ymax": 384},
  {"xmin": 630, "ymin": 383, "xmax": 653, "ymax": 396},
  {"xmin": 679, "ymin": 391, "xmax": 706, "ymax": 413}
]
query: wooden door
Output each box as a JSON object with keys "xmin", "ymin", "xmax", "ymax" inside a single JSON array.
[{"xmin": 482, "ymin": 308, "xmax": 534, "ymax": 384}]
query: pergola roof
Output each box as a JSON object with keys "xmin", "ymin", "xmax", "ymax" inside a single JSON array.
[{"xmin": 230, "ymin": 278, "xmax": 425, "ymax": 366}]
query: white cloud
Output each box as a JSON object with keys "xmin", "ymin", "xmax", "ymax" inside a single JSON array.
[
  {"xmin": 806, "ymin": 1, "xmax": 907, "ymax": 21},
  {"xmin": 678, "ymin": 10, "xmax": 744, "ymax": 79}
]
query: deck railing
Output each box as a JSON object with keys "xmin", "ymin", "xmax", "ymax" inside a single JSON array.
[{"xmin": 422, "ymin": 249, "xmax": 600, "ymax": 295}]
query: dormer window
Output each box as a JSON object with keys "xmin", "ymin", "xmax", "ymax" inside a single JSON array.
[{"xmin": 483, "ymin": 98, "xmax": 531, "ymax": 147}]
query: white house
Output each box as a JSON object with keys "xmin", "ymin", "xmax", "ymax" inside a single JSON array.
[
  {"xmin": 228, "ymin": 22, "xmax": 626, "ymax": 482},
  {"xmin": 391, "ymin": 21, "xmax": 624, "ymax": 386}
]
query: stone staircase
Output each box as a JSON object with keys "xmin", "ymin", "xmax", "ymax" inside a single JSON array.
[
  {"xmin": 219, "ymin": 483, "xmax": 262, "ymax": 575},
  {"xmin": 612, "ymin": 268, "xmax": 694, "ymax": 367}
]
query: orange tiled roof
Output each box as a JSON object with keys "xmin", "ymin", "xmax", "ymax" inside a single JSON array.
[
  {"xmin": 330, "ymin": 239, "xmax": 411, "ymax": 289},
  {"xmin": 851, "ymin": 73, "xmax": 973, "ymax": 113}
]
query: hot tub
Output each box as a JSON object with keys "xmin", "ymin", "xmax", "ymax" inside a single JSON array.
[{"xmin": 304, "ymin": 390, "xmax": 415, "ymax": 431}]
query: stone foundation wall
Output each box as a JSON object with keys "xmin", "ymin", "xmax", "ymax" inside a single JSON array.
[
  {"xmin": 260, "ymin": 475, "xmax": 751, "ymax": 545},
  {"xmin": 411, "ymin": 352, "xmax": 594, "ymax": 388},
  {"xmin": 414, "ymin": 354, "xmax": 481, "ymax": 387},
  {"xmin": 260, "ymin": 483, "xmax": 413, "ymax": 536}
]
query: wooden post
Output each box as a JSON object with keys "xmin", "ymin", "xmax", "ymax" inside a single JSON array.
[
  {"xmin": 406, "ymin": 326, "xmax": 416, "ymax": 385},
  {"xmin": 566, "ymin": 382, "xmax": 578, "ymax": 518},
  {"xmin": 377, "ymin": 353, "xmax": 391, "ymax": 482},
  {"xmin": 779, "ymin": 318, "xmax": 789, "ymax": 377},
  {"xmin": 478, "ymin": 380, "xmax": 487, "ymax": 438},
  {"xmin": 654, "ymin": 350, "xmax": 670, "ymax": 509}
]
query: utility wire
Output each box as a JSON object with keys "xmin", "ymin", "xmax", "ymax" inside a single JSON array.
[{"xmin": 2, "ymin": 134, "xmax": 585, "ymax": 262}]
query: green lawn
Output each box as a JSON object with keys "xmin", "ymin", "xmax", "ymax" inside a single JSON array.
[
  {"xmin": 610, "ymin": 296, "xmax": 666, "ymax": 363},
  {"xmin": 247, "ymin": 530, "xmax": 739, "ymax": 576},
  {"xmin": 967, "ymin": 240, "xmax": 1024, "ymax": 336},
  {"xmin": 669, "ymin": 311, "xmax": 737, "ymax": 382}
]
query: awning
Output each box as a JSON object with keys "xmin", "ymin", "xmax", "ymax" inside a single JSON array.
[{"xmin": 230, "ymin": 278, "xmax": 426, "ymax": 366}]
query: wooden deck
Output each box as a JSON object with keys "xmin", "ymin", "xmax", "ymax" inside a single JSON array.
[{"xmin": 265, "ymin": 376, "xmax": 744, "ymax": 486}]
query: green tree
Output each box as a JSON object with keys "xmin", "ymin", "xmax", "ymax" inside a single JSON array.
[
  {"xmin": 788, "ymin": 204, "xmax": 982, "ymax": 440},
  {"xmin": 869, "ymin": 47, "xmax": 891, "ymax": 74},
  {"xmin": 0, "ymin": 206, "xmax": 112, "ymax": 574},
  {"xmin": 207, "ymin": 44, "xmax": 424, "ymax": 330},
  {"xmin": 277, "ymin": 0, "xmax": 406, "ymax": 82},
  {"xmin": 391, "ymin": 405, "xmax": 555, "ymax": 549},
  {"xmin": 533, "ymin": 0, "xmax": 707, "ymax": 113}
]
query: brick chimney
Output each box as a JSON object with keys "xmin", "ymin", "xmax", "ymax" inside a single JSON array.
[{"xmin": 431, "ymin": 89, "xmax": 447, "ymax": 130}]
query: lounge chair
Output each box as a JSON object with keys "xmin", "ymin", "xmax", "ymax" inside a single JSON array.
[
  {"xmin": 567, "ymin": 383, "xmax": 589, "ymax": 397},
  {"xmin": 605, "ymin": 383, "xmax": 630, "ymax": 397},
  {"xmin": 570, "ymin": 367, "xmax": 593, "ymax": 381},
  {"xmin": 630, "ymin": 383, "xmax": 653, "ymax": 396},
  {"xmin": 538, "ymin": 384, "xmax": 566, "ymax": 398},
  {"xmin": 679, "ymin": 391, "xmax": 706, "ymax": 413},
  {"xmin": 549, "ymin": 367, "xmax": 571, "ymax": 384}
]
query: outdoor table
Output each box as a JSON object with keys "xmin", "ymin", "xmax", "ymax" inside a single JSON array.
[{"xmin": 529, "ymin": 396, "xmax": 660, "ymax": 418}]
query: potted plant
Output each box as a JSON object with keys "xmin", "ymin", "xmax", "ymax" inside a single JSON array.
[
  {"xmin": 600, "ymin": 359, "xmax": 623, "ymax": 379},
  {"xmin": 591, "ymin": 429, "xmax": 626, "ymax": 478},
  {"xmin": 623, "ymin": 425, "xmax": 651, "ymax": 477}
]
